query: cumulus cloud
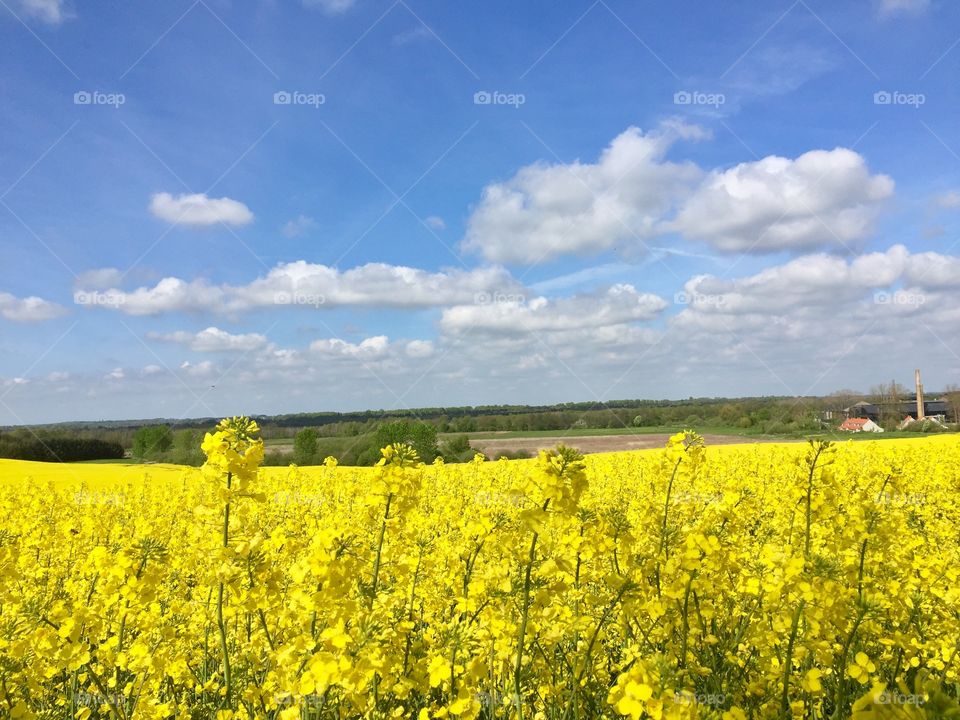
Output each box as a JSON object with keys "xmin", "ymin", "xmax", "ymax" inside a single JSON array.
[
  {"xmin": 936, "ymin": 191, "xmax": 960, "ymax": 209},
  {"xmin": 148, "ymin": 327, "xmax": 269, "ymax": 352},
  {"xmin": 441, "ymin": 284, "xmax": 667, "ymax": 335},
  {"xmin": 310, "ymin": 336, "xmax": 391, "ymax": 360},
  {"xmin": 462, "ymin": 121, "xmax": 709, "ymax": 263},
  {"xmin": 13, "ymin": 244, "xmax": 960, "ymax": 422},
  {"xmin": 0, "ymin": 292, "xmax": 68, "ymax": 322},
  {"xmin": 179, "ymin": 360, "xmax": 217, "ymax": 377},
  {"xmin": 75, "ymin": 268, "xmax": 125, "ymax": 289},
  {"xmin": 77, "ymin": 261, "xmax": 523, "ymax": 316},
  {"xmin": 281, "ymin": 215, "xmax": 317, "ymax": 238},
  {"xmin": 302, "ymin": 0, "xmax": 356, "ymax": 14},
  {"xmin": 878, "ymin": 0, "xmax": 929, "ymax": 17},
  {"xmin": 671, "ymin": 149, "xmax": 893, "ymax": 252},
  {"xmin": 149, "ymin": 192, "xmax": 254, "ymax": 227},
  {"xmin": 463, "ymin": 125, "xmax": 892, "ymax": 262},
  {"xmin": 425, "ymin": 216, "xmax": 447, "ymax": 230},
  {"xmin": 405, "ymin": 339, "xmax": 435, "ymax": 358},
  {"xmin": 678, "ymin": 245, "xmax": 910, "ymax": 316},
  {"xmin": 18, "ymin": 0, "xmax": 66, "ymax": 24}
]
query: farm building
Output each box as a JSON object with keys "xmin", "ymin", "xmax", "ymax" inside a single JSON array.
[
  {"xmin": 839, "ymin": 417, "xmax": 884, "ymax": 433},
  {"xmin": 841, "ymin": 398, "xmax": 949, "ymax": 423}
]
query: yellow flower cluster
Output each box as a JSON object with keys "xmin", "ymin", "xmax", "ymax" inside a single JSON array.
[{"xmin": 1, "ymin": 426, "xmax": 959, "ymax": 719}]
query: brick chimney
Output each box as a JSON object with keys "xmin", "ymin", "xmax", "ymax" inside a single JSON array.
[{"xmin": 915, "ymin": 368, "xmax": 925, "ymax": 420}]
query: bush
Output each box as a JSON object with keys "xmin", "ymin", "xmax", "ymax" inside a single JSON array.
[
  {"xmin": 293, "ymin": 427, "xmax": 319, "ymax": 465},
  {"xmin": 492, "ymin": 449, "xmax": 533, "ymax": 460},
  {"xmin": 0, "ymin": 436, "xmax": 124, "ymax": 463},
  {"xmin": 132, "ymin": 425, "xmax": 173, "ymax": 459},
  {"xmin": 375, "ymin": 421, "xmax": 438, "ymax": 463},
  {"xmin": 439, "ymin": 434, "xmax": 474, "ymax": 463},
  {"xmin": 902, "ymin": 419, "xmax": 949, "ymax": 433}
]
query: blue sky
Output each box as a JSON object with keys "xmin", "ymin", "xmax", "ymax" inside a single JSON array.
[{"xmin": 2, "ymin": 0, "xmax": 959, "ymax": 424}]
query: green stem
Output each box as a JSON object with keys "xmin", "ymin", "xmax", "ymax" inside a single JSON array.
[
  {"xmin": 514, "ymin": 499, "xmax": 550, "ymax": 720},
  {"xmin": 780, "ymin": 599, "xmax": 806, "ymax": 718},
  {"xmin": 369, "ymin": 493, "xmax": 393, "ymax": 609},
  {"xmin": 217, "ymin": 471, "xmax": 233, "ymax": 707}
]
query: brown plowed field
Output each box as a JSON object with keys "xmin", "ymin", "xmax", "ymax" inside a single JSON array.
[{"xmin": 472, "ymin": 433, "xmax": 785, "ymax": 457}]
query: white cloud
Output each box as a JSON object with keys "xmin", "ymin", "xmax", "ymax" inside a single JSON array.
[
  {"xmin": 405, "ymin": 339, "xmax": 435, "ymax": 358},
  {"xmin": 310, "ymin": 335, "xmax": 391, "ymax": 360},
  {"xmin": 425, "ymin": 215, "xmax": 447, "ymax": 230},
  {"xmin": 936, "ymin": 191, "xmax": 960, "ymax": 209},
  {"xmin": 149, "ymin": 326, "xmax": 269, "ymax": 352},
  {"xmin": 878, "ymin": 0, "xmax": 930, "ymax": 17},
  {"xmin": 79, "ymin": 261, "xmax": 523, "ymax": 316},
  {"xmin": 441, "ymin": 284, "xmax": 667, "ymax": 335},
  {"xmin": 179, "ymin": 360, "xmax": 217, "ymax": 377},
  {"xmin": 75, "ymin": 268, "xmax": 125, "ymax": 289},
  {"xmin": 302, "ymin": 0, "xmax": 356, "ymax": 14},
  {"xmin": 463, "ymin": 125, "xmax": 891, "ymax": 262},
  {"xmin": 15, "ymin": 244, "xmax": 960, "ymax": 422},
  {"xmin": 19, "ymin": 0, "xmax": 66, "ymax": 24},
  {"xmin": 678, "ymin": 245, "xmax": 910, "ymax": 315},
  {"xmin": 149, "ymin": 192, "xmax": 254, "ymax": 227},
  {"xmin": 281, "ymin": 214, "xmax": 317, "ymax": 238},
  {"xmin": 0, "ymin": 292, "xmax": 68, "ymax": 322},
  {"xmin": 462, "ymin": 121, "xmax": 709, "ymax": 263},
  {"xmin": 672, "ymin": 149, "xmax": 893, "ymax": 252}
]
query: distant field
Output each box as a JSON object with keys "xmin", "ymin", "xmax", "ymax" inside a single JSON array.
[{"xmin": 461, "ymin": 426, "xmax": 954, "ymax": 456}]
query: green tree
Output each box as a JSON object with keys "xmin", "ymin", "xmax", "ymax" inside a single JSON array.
[
  {"xmin": 132, "ymin": 425, "xmax": 172, "ymax": 459},
  {"xmin": 375, "ymin": 420, "xmax": 438, "ymax": 463},
  {"xmin": 293, "ymin": 427, "xmax": 319, "ymax": 465},
  {"xmin": 439, "ymin": 434, "xmax": 473, "ymax": 462}
]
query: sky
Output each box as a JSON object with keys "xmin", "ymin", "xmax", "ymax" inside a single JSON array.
[{"xmin": 1, "ymin": 0, "xmax": 959, "ymax": 424}]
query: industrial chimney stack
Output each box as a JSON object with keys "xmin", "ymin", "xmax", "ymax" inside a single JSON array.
[{"xmin": 915, "ymin": 368, "xmax": 925, "ymax": 420}]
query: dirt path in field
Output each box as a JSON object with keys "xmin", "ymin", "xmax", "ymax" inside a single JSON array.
[{"xmin": 471, "ymin": 433, "xmax": 783, "ymax": 457}]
